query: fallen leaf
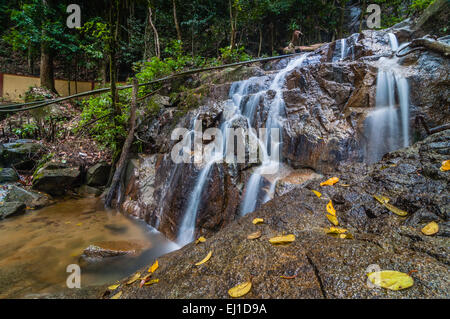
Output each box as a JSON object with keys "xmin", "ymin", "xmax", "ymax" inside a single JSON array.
[
  {"xmin": 320, "ymin": 177, "xmax": 339, "ymax": 186},
  {"xmin": 126, "ymin": 272, "xmax": 141, "ymax": 285},
  {"xmin": 76, "ymin": 223, "xmax": 82, "ymax": 226},
  {"xmin": 338, "ymin": 233, "xmax": 353, "ymax": 239},
  {"xmin": 373, "ymin": 195, "xmax": 390, "ymax": 204},
  {"xmin": 326, "ymin": 200, "xmax": 336, "ymax": 216},
  {"xmin": 383, "ymin": 202, "xmax": 408, "ymax": 217},
  {"xmin": 108, "ymin": 284, "xmax": 120, "ymax": 290},
  {"xmin": 228, "ymin": 281, "xmax": 252, "ymax": 298},
  {"xmin": 421, "ymin": 221, "xmax": 439, "ymax": 236},
  {"xmin": 144, "ymin": 279, "xmax": 159, "ymax": 286},
  {"xmin": 195, "ymin": 250, "xmax": 212, "ymax": 266},
  {"xmin": 148, "ymin": 260, "xmax": 159, "ymax": 273},
  {"xmin": 326, "ymin": 214, "xmax": 339, "ymax": 226},
  {"xmin": 111, "ymin": 291, "xmax": 122, "ymax": 299},
  {"xmin": 367, "ymin": 270, "xmax": 414, "ymax": 291},
  {"xmin": 311, "ymin": 190, "xmax": 322, "ymax": 198},
  {"xmin": 195, "ymin": 236, "xmax": 206, "ymax": 244},
  {"xmin": 440, "ymin": 160, "xmax": 450, "ymax": 171},
  {"xmin": 252, "ymin": 218, "xmax": 264, "ymax": 225},
  {"xmin": 280, "ymin": 273, "xmax": 299, "ymax": 279},
  {"xmin": 269, "ymin": 234, "xmax": 295, "ymax": 244},
  {"xmin": 247, "ymin": 230, "xmax": 262, "ymax": 240},
  {"xmin": 340, "ymin": 184, "xmax": 350, "ymax": 187},
  {"xmin": 326, "ymin": 226, "xmax": 348, "ymax": 234}
]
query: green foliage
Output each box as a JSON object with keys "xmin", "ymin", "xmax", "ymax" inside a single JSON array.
[
  {"xmin": 410, "ymin": 0, "xmax": 435, "ymax": 12},
  {"xmin": 219, "ymin": 46, "xmax": 251, "ymax": 64},
  {"xmin": 13, "ymin": 123, "xmax": 39, "ymax": 139}
]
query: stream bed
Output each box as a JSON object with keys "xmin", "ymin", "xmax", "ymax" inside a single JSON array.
[{"xmin": 0, "ymin": 197, "xmax": 179, "ymax": 298}]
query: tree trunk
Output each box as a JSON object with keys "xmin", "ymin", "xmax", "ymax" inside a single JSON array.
[
  {"xmin": 148, "ymin": 3, "xmax": 160, "ymax": 59},
  {"xmin": 338, "ymin": 0, "xmax": 345, "ymax": 39},
  {"xmin": 229, "ymin": 0, "xmax": 237, "ymax": 50},
  {"xmin": 172, "ymin": 0, "xmax": 182, "ymax": 41},
  {"xmin": 257, "ymin": 27, "xmax": 262, "ymax": 57},
  {"xmin": 105, "ymin": 78, "xmax": 139, "ymax": 208},
  {"xmin": 359, "ymin": 0, "xmax": 367, "ymax": 32},
  {"xmin": 109, "ymin": 0, "xmax": 120, "ymax": 115}
]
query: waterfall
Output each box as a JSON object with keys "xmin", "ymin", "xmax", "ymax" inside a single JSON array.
[
  {"xmin": 176, "ymin": 54, "xmax": 309, "ymax": 245},
  {"xmin": 340, "ymin": 38, "xmax": 347, "ymax": 60},
  {"xmin": 365, "ymin": 33, "xmax": 410, "ymax": 163}
]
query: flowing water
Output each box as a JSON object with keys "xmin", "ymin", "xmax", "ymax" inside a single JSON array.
[
  {"xmin": 0, "ymin": 197, "xmax": 178, "ymax": 298},
  {"xmin": 365, "ymin": 33, "xmax": 411, "ymax": 163},
  {"xmin": 177, "ymin": 54, "xmax": 308, "ymax": 245}
]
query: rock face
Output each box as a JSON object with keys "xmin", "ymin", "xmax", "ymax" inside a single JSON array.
[
  {"xmin": 0, "ymin": 202, "xmax": 26, "ymax": 219},
  {"xmin": 120, "ymin": 28, "xmax": 449, "ymax": 245},
  {"xmin": 4, "ymin": 184, "xmax": 50, "ymax": 209},
  {"xmin": 111, "ymin": 130, "xmax": 449, "ymax": 299},
  {"xmin": 86, "ymin": 162, "xmax": 111, "ymax": 187},
  {"xmin": 0, "ymin": 140, "xmax": 46, "ymax": 169},
  {"xmin": 0, "ymin": 168, "xmax": 19, "ymax": 184},
  {"xmin": 32, "ymin": 162, "xmax": 81, "ymax": 196}
]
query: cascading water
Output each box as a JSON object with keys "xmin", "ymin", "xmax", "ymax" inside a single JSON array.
[
  {"xmin": 365, "ymin": 33, "xmax": 410, "ymax": 163},
  {"xmin": 177, "ymin": 54, "xmax": 308, "ymax": 245},
  {"xmin": 340, "ymin": 38, "xmax": 347, "ymax": 60}
]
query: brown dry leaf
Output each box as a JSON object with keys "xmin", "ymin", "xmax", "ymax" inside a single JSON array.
[
  {"xmin": 421, "ymin": 221, "xmax": 439, "ymax": 236},
  {"xmin": 148, "ymin": 260, "xmax": 159, "ymax": 273},
  {"xmin": 269, "ymin": 234, "xmax": 295, "ymax": 244},
  {"xmin": 440, "ymin": 160, "xmax": 450, "ymax": 171},
  {"xmin": 228, "ymin": 281, "xmax": 252, "ymax": 298},
  {"xmin": 247, "ymin": 230, "xmax": 262, "ymax": 240},
  {"xmin": 195, "ymin": 250, "xmax": 212, "ymax": 266},
  {"xmin": 320, "ymin": 177, "xmax": 339, "ymax": 186},
  {"xmin": 326, "ymin": 214, "xmax": 339, "ymax": 226},
  {"xmin": 126, "ymin": 272, "xmax": 141, "ymax": 285},
  {"xmin": 326, "ymin": 200, "xmax": 336, "ymax": 216},
  {"xmin": 252, "ymin": 218, "xmax": 264, "ymax": 225}
]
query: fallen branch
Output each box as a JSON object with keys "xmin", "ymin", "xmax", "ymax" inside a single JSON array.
[
  {"xmin": 397, "ymin": 37, "xmax": 450, "ymax": 58},
  {"xmin": 104, "ymin": 78, "xmax": 139, "ymax": 208}
]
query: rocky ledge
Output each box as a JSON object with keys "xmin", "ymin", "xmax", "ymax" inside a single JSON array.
[{"xmin": 106, "ymin": 130, "xmax": 448, "ymax": 299}]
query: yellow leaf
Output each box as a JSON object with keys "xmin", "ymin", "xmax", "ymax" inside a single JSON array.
[
  {"xmin": 228, "ymin": 281, "xmax": 252, "ymax": 298},
  {"xmin": 195, "ymin": 250, "xmax": 212, "ymax": 266},
  {"xmin": 111, "ymin": 291, "xmax": 122, "ymax": 299},
  {"xmin": 367, "ymin": 271, "xmax": 414, "ymax": 291},
  {"xmin": 312, "ymin": 190, "xmax": 322, "ymax": 198},
  {"xmin": 252, "ymin": 218, "xmax": 264, "ymax": 225},
  {"xmin": 76, "ymin": 223, "xmax": 82, "ymax": 226},
  {"xmin": 126, "ymin": 272, "xmax": 141, "ymax": 285},
  {"xmin": 108, "ymin": 284, "xmax": 120, "ymax": 290},
  {"xmin": 326, "ymin": 226, "xmax": 348, "ymax": 234},
  {"xmin": 373, "ymin": 195, "xmax": 390, "ymax": 204},
  {"xmin": 421, "ymin": 221, "xmax": 439, "ymax": 236},
  {"xmin": 195, "ymin": 236, "xmax": 206, "ymax": 244},
  {"xmin": 383, "ymin": 202, "xmax": 408, "ymax": 217},
  {"xmin": 247, "ymin": 230, "xmax": 262, "ymax": 240},
  {"xmin": 326, "ymin": 214, "xmax": 339, "ymax": 226},
  {"xmin": 148, "ymin": 260, "xmax": 159, "ymax": 273},
  {"xmin": 144, "ymin": 279, "xmax": 159, "ymax": 286},
  {"xmin": 269, "ymin": 234, "xmax": 295, "ymax": 244},
  {"xmin": 320, "ymin": 177, "xmax": 339, "ymax": 186},
  {"xmin": 440, "ymin": 160, "xmax": 450, "ymax": 171},
  {"xmin": 338, "ymin": 233, "xmax": 353, "ymax": 239},
  {"xmin": 340, "ymin": 184, "xmax": 350, "ymax": 187},
  {"xmin": 326, "ymin": 200, "xmax": 336, "ymax": 216}
]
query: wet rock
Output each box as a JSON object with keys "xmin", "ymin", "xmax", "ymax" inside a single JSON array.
[
  {"xmin": 4, "ymin": 184, "xmax": 51, "ymax": 209},
  {"xmin": 0, "ymin": 168, "xmax": 19, "ymax": 184},
  {"xmin": 112, "ymin": 131, "xmax": 449, "ymax": 299},
  {"xmin": 0, "ymin": 140, "xmax": 46, "ymax": 169},
  {"xmin": 0, "ymin": 202, "xmax": 26, "ymax": 219},
  {"xmin": 80, "ymin": 241, "xmax": 144, "ymax": 262},
  {"xmin": 32, "ymin": 162, "xmax": 81, "ymax": 196},
  {"xmin": 86, "ymin": 162, "xmax": 111, "ymax": 187}
]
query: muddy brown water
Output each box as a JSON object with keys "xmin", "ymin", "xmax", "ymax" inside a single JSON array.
[{"xmin": 0, "ymin": 197, "xmax": 179, "ymax": 298}]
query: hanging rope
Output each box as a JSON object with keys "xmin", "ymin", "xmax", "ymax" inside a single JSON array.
[{"xmin": 0, "ymin": 53, "xmax": 303, "ymax": 113}]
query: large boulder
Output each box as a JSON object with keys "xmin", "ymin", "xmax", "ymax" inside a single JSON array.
[
  {"xmin": 0, "ymin": 202, "xmax": 26, "ymax": 219},
  {"xmin": 0, "ymin": 168, "xmax": 19, "ymax": 184},
  {"xmin": 32, "ymin": 162, "xmax": 81, "ymax": 196},
  {"xmin": 86, "ymin": 162, "xmax": 111, "ymax": 187},
  {"xmin": 0, "ymin": 139, "xmax": 46, "ymax": 169},
  {"xmin": 4, "ymin": 184, "xmax": 51, "ymax": 209}
]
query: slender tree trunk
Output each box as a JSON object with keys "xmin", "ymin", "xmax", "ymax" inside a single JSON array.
[
  {"xmin": 40, "ymin": 0, "xmax": 55, "ymax": 92},
  {"xmin": 229, "ymin": 0, "xmax": 237, "ymax": 50},
  {"xmin": 148, "ymin": 3, "xmax": 160, "ymax": 58},
  {"xmin": 359, "ymin": 0, "xmax": 367, "ymax": 32},
  {"xmin": 105, "ymin": 78, "xmax": 139, "ymax": 208},
  {"xmin": 338, "ymin": 0, "xmax": 346, "ymax": 39},
  {"xmin": 172, "ymin": 0, "xmax": 182, "ymax": 41},
  {"xmin": 110, "ymin": 0, "xmax": 120, "ymax": 115},
  {"xmin": 257, "ymin": 27, "xmax": 262, "ymax": 57}
]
